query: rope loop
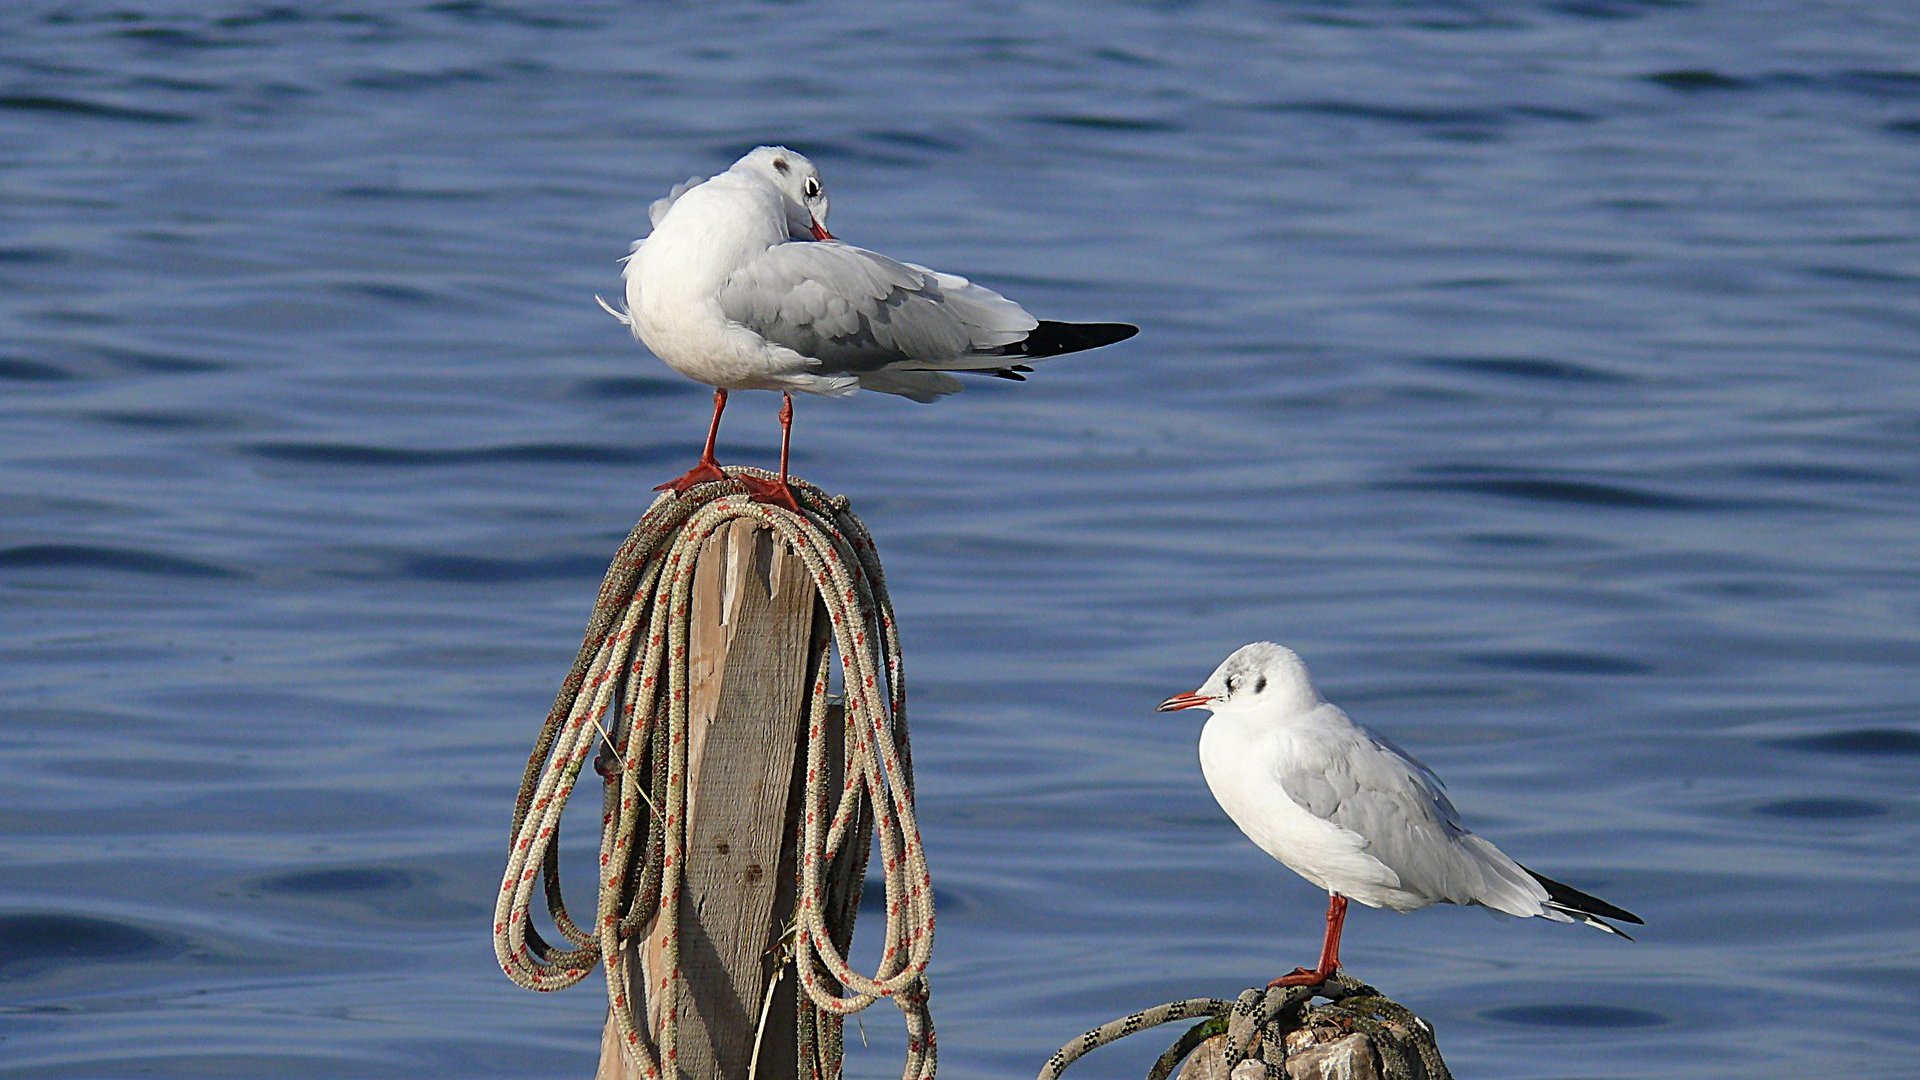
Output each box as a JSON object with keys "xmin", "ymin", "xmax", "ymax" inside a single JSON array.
[{"xmin": 494, "ymin": 469, "xmax": 935, "ymax": 1080}]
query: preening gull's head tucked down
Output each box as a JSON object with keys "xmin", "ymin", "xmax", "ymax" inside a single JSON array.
[
  {"xmin": 1158, "ymin": 642, "xmax": 1643, "ymax": 988},
  {"xmin": 598, "ymin": 145, "xmax": 1138, "ymax": 511}
]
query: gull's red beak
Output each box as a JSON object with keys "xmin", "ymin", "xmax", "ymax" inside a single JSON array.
[
  {"xmin": 1156, "ymin": 690, "xmax": 1214, "ymax": 712},
  {"xmin": 810, "ymin": 218, "xmax": 834, "ymax": 241}
]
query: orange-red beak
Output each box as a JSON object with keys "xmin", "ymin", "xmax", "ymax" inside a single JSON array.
[
  {"xmin": 810, "ymin": 218, "xmax": 834, "ymax": 241},
  {"xmin": 1156, "ymin": 690, "xmax": 1214, "ymax": 712}
]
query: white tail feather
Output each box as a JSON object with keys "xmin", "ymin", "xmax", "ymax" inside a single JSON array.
[{"xmin": 595, "ymin": 294, "xmax": 632, "ymax": 325}]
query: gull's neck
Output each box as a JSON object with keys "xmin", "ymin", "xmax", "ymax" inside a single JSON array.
[{"xmin": 637, "ymin": 175, "xmax": 789, "ymax": 303}]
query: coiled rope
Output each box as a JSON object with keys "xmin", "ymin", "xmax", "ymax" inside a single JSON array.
[
  {"xmin": 494, "ymin": 468, "xmax": 936, "ymax": 1080},
  {"xmin": 1039, "ymin": 974, "xmax": 1450, "ymax": 1080}
]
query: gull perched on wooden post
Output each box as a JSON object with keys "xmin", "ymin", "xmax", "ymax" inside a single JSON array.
[
  {"xmin": 599, "ymin": 146, "xmax": 1137, "ymax": 512},
  {"xmin": 1158, "ymin": 642, "xmax": 1642, "ymax": 988}
]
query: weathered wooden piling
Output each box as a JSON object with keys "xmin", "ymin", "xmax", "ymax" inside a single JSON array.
[
  {"xmin": 496, "ymin": 476, "xmax": 930, "ymax": 1080},
  {"xmin": 596, "ymin": 519, "xmax": 825, "ymax": 1080}
]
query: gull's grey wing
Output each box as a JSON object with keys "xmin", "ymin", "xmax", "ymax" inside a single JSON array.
[
  {"xmin": 714, "ymin": 241, "xmax": 1038, "ymax": 374},
  {"xmin": 1277, "ymin": 715, "xmax": 1547, "ymax": 914}
]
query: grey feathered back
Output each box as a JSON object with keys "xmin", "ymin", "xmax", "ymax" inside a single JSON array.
[
  {"xmin": 714, "ymin": 244, "xmax": 1037, "ymax": 374},
  {"xmin": 1275, "ymin": 707, "xmax": 1555, "ymax": 917}
]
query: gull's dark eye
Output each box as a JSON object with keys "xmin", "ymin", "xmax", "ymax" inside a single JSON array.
[
  {"xmin": 803, "ymin": 176, "xmax": 821, "ymax": 199},
  {"xmin": 1225, "ymin": 675, "xmax": 1240, "ymax": 694}
]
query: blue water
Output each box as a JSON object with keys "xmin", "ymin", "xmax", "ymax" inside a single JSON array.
[{"xmin": 4, "ymin": 2, "xmax": 1918, "ymax": 1077}]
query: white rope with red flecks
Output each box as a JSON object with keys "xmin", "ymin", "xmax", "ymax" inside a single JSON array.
[{"xmin": 494, "ymin": 469, "xmax": 935, "ymax": 1080}]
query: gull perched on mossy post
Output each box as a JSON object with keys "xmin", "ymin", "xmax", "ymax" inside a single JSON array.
[{"xmin": 1159, "ymin": 642, "xmax": 1642, "ymax": 988}]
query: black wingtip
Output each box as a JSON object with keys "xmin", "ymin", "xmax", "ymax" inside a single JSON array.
[
  {"xmin": 1006, "ymin": 320, "xmax": 1139, "ymax": 359},
  {"xmin": 1523, "ymin": 865, "xmax": 1645, "ymax": 927}
]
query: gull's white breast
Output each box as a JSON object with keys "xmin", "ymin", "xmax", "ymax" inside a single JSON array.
[
  {"xmin": 1197, "ymin": 713, "xmax": 1403, "ymax": 906},
  {"xmin": 626, "ymin": 176, "xmax": 818, "ymax": 391}
]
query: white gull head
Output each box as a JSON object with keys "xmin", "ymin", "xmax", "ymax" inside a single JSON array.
[
  {"xmin": 1157, "ymin": 641, "xmax": 1324, "ymax": 718},
  {"xmin": 731, "ymin": 145, "xmax": 833, "ymax": 240}
]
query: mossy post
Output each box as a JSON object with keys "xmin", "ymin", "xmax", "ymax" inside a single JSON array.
[
  {"xmin": 1170, "ymin": 980, "xmax": 1450, "ymax": 1080},
  {"xmin": 1040, "ymin": 976, "xmax": 1449, "ymax": 1080}
]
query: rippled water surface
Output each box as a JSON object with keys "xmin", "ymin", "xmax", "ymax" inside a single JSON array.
[{"xmin": 5, "ymin": 2, "xmax": 1919, "ymax": 1077}]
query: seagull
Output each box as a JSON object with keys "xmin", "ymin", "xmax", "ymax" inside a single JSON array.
[
  {"xmin": 598, "ymin": 146, "xmax": 1138, "ymax": 511},
  {"xmin": 1158, "ymin": 642, "xmax": 1641, "ymax": 988}
]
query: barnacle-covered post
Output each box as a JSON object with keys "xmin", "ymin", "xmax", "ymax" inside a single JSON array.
[{"xmin": 1040, "ymin": 976, "xmax": 1449, "ymax": 1080}]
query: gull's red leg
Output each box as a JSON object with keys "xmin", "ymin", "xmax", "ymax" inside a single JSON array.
[
  {"xmin": 1268, "ymin": 893, "xmax": 1348, "ymax": 989},
  {"xmin": 741, "ymin": 392, "xmax": 802, "ymax": 513},
  {"xmin": 655, "ymin": 388, "xmax": 732, "ymax": 493}
]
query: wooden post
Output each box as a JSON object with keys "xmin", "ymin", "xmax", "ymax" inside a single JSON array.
[{"xmin": 597, "ymin": 519, "xmax": 825, "ymax": 1080}]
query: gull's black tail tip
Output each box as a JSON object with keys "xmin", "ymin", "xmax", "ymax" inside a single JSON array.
[
  {"xmin": 1524, "ymin": 865, "xmax": 1644, "ymax": 939},
  {"xmin": 1009, "ymin": 320, "xmax": 1139, "ymax": 359}
]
